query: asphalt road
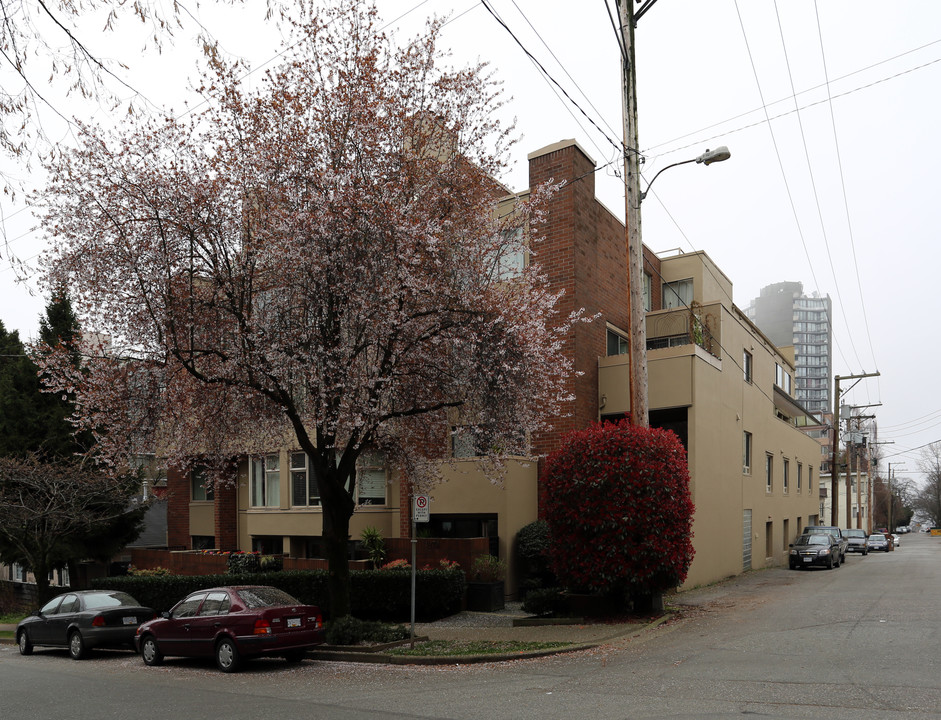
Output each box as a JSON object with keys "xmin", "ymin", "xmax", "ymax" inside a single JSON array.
[{"xmin": 2, "ymin": 533, "xmax": 939, "ymax": 720}]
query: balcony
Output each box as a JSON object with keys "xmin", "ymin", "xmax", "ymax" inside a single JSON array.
[{"xmin": 646, "ymin": 302, "xmax": 721, "ymax": 358}]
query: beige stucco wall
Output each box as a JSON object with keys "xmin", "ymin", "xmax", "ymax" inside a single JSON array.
[
  {"xmin": 426, "ymin": 458, "xmax": 539, "ymax": 596},
  {"xmin": 659, "ymin": 299, "xmax": 820, "ymax": 590},
  {"xmin": 188, "ymin": 502, "xmax": 214, "ymax": 538}
]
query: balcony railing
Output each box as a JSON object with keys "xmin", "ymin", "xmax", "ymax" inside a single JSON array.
[{"xmin": 646, "ymin": 302, "xmax": 720, "ymax": 358}]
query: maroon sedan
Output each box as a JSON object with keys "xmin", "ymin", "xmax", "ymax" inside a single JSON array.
[{"xmin": 135, "ymin": 585, "xmax": 325, "ymax": 672}]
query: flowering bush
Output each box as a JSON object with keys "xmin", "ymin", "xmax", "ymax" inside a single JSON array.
[
  {"xmin": 127, "ymin": 565, "xmax": 171, "ymax": 577},
  {"xmin": 380, "ymin": 559, "xmax": 411, "ymax": 571},
  {"xmin": 542, "ymin": 420, "xmax": 695, "ymax": 598},
  {"xmin": 438, "ymin": 558, "xmax": 460, "ymax": 570}
]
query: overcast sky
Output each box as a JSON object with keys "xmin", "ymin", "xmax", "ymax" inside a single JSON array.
[{"xmin": 1, "ymin": 0, "xmax": 939, "ymax": 491}]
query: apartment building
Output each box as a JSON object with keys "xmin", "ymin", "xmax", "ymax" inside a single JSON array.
[
  {"xmin": 746, "ymin": 282, "xmax": 833, "ymax": 416},
  {"xmin": 167, "ymin": 139, "xmax": 821, "ymax": 592}
]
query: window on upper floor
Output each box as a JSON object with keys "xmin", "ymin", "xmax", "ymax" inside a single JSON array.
[
  {"xmin": 798, "ymin": 462, "xmax": 803, "ymax": 492},
  {"xmin": 643, "ymin": 272, "xmax": 652, "ymax": 311},
  {"xmin": 743, "ymin": 350, "xmax": 753, "ymax": 384},
  {"xmin": 355, "ymin": 451, "xmax": 387, "ymax": 506},
  {"xmin": 606, "ymin": 328, "xmax": 629, "ymax": 356},
  {"xmin": 489, "ymin": 227, "xmax": 526, "ymax": 281},
  {"xmin": 662, "ymin": 278, "xmax": 693, "ymax": 310},
  {"xmin": 291, "ymin": 452, "xmax": 319, "ymax": 507},
  {"xmin": 783, "ymin": 458, "xmax": 790, "ymax": 494},
  {"xmin": 775, "ymin": 363, "xmax": 792, "ymax": 394},
  {"xmin": 251, "ymin": 454, "xmax": 281, "ymax": 508},
  {"xmin": 191, "ymin": 466, "xmax": 214, "ymax": 502},
  {"xmin": 766, "ymin": 453, "xmax": 774, "ymax": 493}
]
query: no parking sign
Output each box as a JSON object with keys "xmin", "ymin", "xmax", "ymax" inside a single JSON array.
[{"xmin": 413, "ymin": 494, "xmax": 429, "ymax": 523}]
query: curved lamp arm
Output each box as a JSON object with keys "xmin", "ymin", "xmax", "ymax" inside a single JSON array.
[{"xmin": 640, "ymin": 146, "xmax": 731, "ymax": 202}]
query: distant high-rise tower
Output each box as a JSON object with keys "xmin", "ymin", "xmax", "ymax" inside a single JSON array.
[{"xmin": 746, "ymin": 282, "xmax": 832, "ymax": 416}]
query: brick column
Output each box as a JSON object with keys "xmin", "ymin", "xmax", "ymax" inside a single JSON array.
[
  {"xmin": 166, "ymin": 466, "xmax": 190, "ymax": 549},
  {"xmin": 214, "ymin": 464, "xmax": 239, "ymax": 551}
]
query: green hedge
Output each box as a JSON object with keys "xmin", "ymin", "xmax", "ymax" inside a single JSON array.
[{"xmin": 92, "ymin": 567, "xmax": 464, "ymax": 621}]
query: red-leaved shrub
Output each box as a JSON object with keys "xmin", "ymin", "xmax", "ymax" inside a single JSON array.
[{"xmin": 542, "ymin": 420, "xmax": 695, "ymax": 598}]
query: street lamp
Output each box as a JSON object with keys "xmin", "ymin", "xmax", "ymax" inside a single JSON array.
[{"xmin": 639, "ymin": 146, "xmax": 732, "ymax": 202}]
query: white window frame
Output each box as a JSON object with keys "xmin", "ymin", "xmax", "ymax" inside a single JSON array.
[
  {"xmin": 766, "ymin": 454, "xmax": 774, "ymax": 493},
  {"xmin": 783, "ymin": 458, "xmax": 790, "ymax": 494},
  {"xmin": 355, "ymin": 451, "xmax": 387, "ymax": 506},
  {"xmin": 662, "ymin": 278, "xmax": 693, "ymax": 309},
  {"xmin": 251, "ymin": 454, "xmax": 281, "ymax": 508},
  {"xmin": 290, "ymin": 452, "xmax": 320, "ymax": 507}
]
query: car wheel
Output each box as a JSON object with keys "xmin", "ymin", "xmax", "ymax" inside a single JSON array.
[
  {"xmin": 216, "ymin": 637, "xmax": 241, "ymax": 673},
  {"xmin": 140, "ymin": 635, "xmax": 163, "ymax": 666},
  {"xmin": 17, "ymin": 630, "xmax": 33, "ymax": 656},
  {"xmin": 826, "ymin": 555, "xmax": 833, "ymax": 569},
  {"xmin": 284, "ymin": 649, "xmax": 306, "ymax": 664},
  {"xmin": 863, "ymin": 549, "xmax": 868, "ymax": 556},
  {"xmin": 68, "ymin": 630, "xmax": 87, "ymax": 660}
]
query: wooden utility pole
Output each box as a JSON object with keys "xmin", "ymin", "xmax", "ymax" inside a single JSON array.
[
  {"xmin": 831, "ymin": 372, "xmax": 880, "ymax": 526},
  {"xmin": 618, "ymin": 0, "xmax": 649, "ymax": 427}
]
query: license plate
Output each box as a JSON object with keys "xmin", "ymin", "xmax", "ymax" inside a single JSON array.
[
  {"xmin": 802, "ymin": 557, "xmax": 812, "ymax": 563},
  {"xmin": 287, "ymin": 617, "xmax": 301, "ymax": 628},
  {"xmin": 123, "ymin": 616, "xmax": 138, "ymax": 625}
]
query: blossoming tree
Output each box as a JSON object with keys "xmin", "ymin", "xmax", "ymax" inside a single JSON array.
[{"xmin": 36, "ymin": 0, "xmax": 574, "ymax": 617}]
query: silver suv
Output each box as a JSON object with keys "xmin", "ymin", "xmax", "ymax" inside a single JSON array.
[{"xmin": 843, "ymin": 528, "xmax": 869, "ymax": 555}]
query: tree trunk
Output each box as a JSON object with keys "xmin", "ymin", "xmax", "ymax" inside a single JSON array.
[
  {"xmin": 322, "ymin": 501, "xmax": 352, "ymax": 618},
  {"xmin": 33, "ymin": 563, "xmax": 54, "ymax": 606}
]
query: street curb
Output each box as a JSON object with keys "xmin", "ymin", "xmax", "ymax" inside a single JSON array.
[{"xmin": 310, "ymin": 612, "xmax": 673, "ymax": 665}]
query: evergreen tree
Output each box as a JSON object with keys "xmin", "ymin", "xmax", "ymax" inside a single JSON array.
[{"xmin": 0, "ymin": 320, "xmax": 44, "ymax": 457}]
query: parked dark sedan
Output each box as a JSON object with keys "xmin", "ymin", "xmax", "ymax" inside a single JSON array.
[
  {"xmin": 868, "ymin": 533, "xmax": 890, "ymax": 552},
  {"xmin": 789, "ymin": 533, "xmax": 841, "ymax": 569},
  {"xmin": 16, "ymin": 590, "xmax": 155, "ymax": 659},
  {"xmin": 135, "ymin": 585, "xmax": 325, "ymax": 672}
]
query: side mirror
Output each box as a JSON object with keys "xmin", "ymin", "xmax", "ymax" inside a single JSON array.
[
  {"xmin": 161, "ymin": 611, "xmax": 171, "ymax": 619},
  {"xmin": 788, "ymin": 543, "xmax": 794, "ymax": 548}
]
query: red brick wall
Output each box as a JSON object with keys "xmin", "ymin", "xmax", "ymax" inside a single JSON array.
[
  {"xmin": 384, "ymin": 537, "xmax": 490, "ymax": 572},
  {"xmin": 214, "ymin": 477, "xmax": 238, "ymax": 551},
  {"xmin": 528, "ymin": 141, "xmax": 631, "ymax": 459},
  {"xmin": 166, "ymin": 465, "xmax": 190, "ymax": 549}
]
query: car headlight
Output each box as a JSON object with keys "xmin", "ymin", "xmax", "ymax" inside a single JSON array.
[{"xmin": 817, "ymin": 548, "xmax": 830, "ymax": 556}]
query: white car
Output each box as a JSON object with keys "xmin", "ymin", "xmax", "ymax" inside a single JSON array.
[{"xmin": 892, "ymin": 533, "xmax": 901, "ymax": 548}]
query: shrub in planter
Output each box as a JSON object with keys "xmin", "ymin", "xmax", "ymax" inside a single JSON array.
[
  {"xmin": 325, "ymin": 616, "xmax": 409, "ymax": 645},
  {"xmin": 521, "ymin": 587, "xmax": 569, "ymax": 617},
  {"xmin": 227, "ymin": 551, "xmax": 260, "ymax": 574},
  {"xmin": 542, "ymin": 420, "xmax": 695, "ymax": 606},
  {"xmin": 516, "ymin": 520, "xmax": 556, "ymax": 596},
  {"xmin": 469, "ymin": 554, "xmax": 506, "ymax": 582},
  {"xmin": 360, "ymin": 526, "xmax": 387, "ymax": 568}
]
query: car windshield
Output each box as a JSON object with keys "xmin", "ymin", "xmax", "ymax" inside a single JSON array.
[
  {"xmin": 236, "ymin": 587, "xmax": 301, "ymax": 609},
  {"xmin": 796, "ymin": 535, "xmax": 828, "ymax": 546},
  {"xmin": 869, "ymin": 534, "xmax": 885, "ymax": 541},
  {"xmin": 844, "ymin": 529, "xmax": 866, "ymax": 538},
  {"xmin": 83, "ymin": 591, "xmax": 140, "ymax": 610}
]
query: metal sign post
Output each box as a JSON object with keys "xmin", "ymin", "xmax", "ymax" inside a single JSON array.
[{"xmin": 410, "ymin": 495, "xmax": 429, "ymax": 643}]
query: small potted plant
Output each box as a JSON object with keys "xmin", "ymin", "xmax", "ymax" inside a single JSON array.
[{"xmin": 466, "ymin": 554, "xmax": 507, "ymax": 611}]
